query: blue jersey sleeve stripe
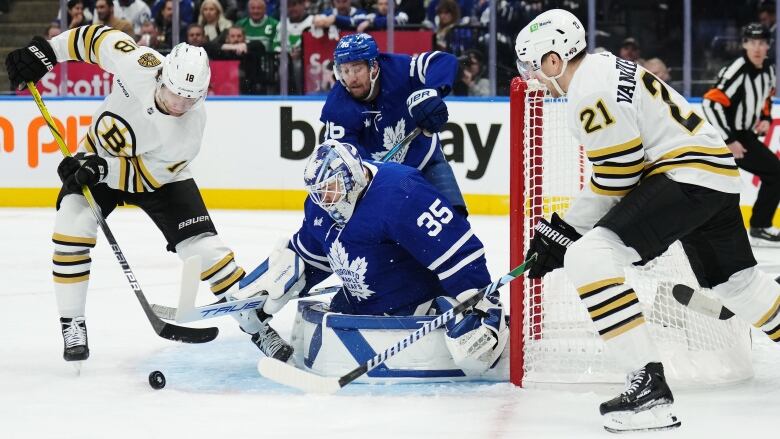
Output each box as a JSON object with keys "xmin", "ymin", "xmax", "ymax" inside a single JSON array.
[
  {"xmin": 427, "ymin": 229, "xmax": 474, "ymax": 270},
  {"xmin": 417, "ymin": 52, "xmax": 427, "ymax": 83},
  {"xmin": 421, "ymin": 51, "xmax": 440, "ymax": 83},
  {"xmin": 409, "ymin": 54, "xmax": 418, "ymax": 78},
  {"xmin": 295, "ymin": 235, "xmax": 329, "ymax": 262},
  {"xmin": 437, "ymin": 248, "xmax": 485, "ymax": 281},
  {"xmin": 292, "ymin": 236, "xmax": 332, "ymax": 272},
  {"xmin": 416, "ymin": 134, "xmax": 437, "ymax": 170}
]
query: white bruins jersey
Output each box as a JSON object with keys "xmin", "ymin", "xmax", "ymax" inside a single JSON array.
[
  {"xmin": 564, "ymin": 52, "xmax": 741, "ymax": 232},
  {"xmin": 49, "ymin": 25, "xmax": 206, "ymax": 193}
]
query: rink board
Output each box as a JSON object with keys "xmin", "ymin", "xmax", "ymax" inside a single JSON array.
[{"xmin": 0, "ymin": 96, "xmax": 778, "ymax": 220}]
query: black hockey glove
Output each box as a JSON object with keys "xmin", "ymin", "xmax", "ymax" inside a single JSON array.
[
  {"xmin": 525, "ymin": 212, "xmax": 582, "ymax": 279},
  {"xmin": 59, "ymin": 153, "xmax": 109, "ymax": 192},
  {"xmin": 407, "ymin": 88, "xmax": 449, "ymax": 133},
  {"xmin": 5, "ymin": 36, "xmax": 57, "ymax": 91}
]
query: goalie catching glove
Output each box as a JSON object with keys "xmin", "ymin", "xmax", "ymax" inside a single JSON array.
[
  {"xmin": 233, "ymin": 240, "xmax": 306, "ymax": 315},
  {"xmin": 434, "ymin": 289, "xmax": 508, "ymax": 375},
  {"xmin": 526, "ymin": 212, "xmax": 581, "ymax": 279}
]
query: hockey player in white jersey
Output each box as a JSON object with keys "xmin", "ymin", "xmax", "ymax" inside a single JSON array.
[
  {"xmin": 516, "ymin": 8, "xmax": 780, "ymax": 433},
  {"xmin": 4, "ymin": 26, "xmax": 292, "ymax": 364}
]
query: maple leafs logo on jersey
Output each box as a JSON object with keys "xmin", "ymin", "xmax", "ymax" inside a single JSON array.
[
  {"xmin": 372, "ymin": 119, "xmax": 407, "ymax": 163},
  {"xmin": 328, "ymin": 239, "xmax": 375, "ymax": 301}
]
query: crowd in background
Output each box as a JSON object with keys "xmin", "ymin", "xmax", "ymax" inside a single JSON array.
[{"xmin": 39, "ymin": 0, "xmax": 780, "ymax": 96}]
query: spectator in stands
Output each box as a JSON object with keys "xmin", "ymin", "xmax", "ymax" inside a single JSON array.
[
  {"xmin": 150, "ymin": 0, "xmax": 195, "ymax": 25},
  {"xmin": 155, "ymin": 0, "xmax": 187, "ymax": 48},
  {"xmin": 186, "ymin": 23, "xmax": 208, "ymax": 46},
  {"xmin": 236, "ymin": 0, "xmax": 279, "ymax": 52},
  {"xmin": 355, "ymin": 0, "xmax": 410, "ymax": 32},
  {"xmin": 137, "ymin": 19, "xmax": 165, "ymax": 48},
  {"xmin": 642, "ymin": 57, "xmax": 671, "ymax": 83},
  {"xmin": 758, "ymin": 1, "xmax": 776, "ymax": 60},
  {"xmin": 118, "ymin": 0, "xmax": 152, "ymax": 36},
  {"xmin": 280, "ymin": 0, "xmax": 313, "ymax": 94},
  {"xmin": 207, "ymin": 25, "xmax": 268, "ymax": 94},
  {"xmin": 94, "ymin": 0, "xmax": 135, "ymax": 36},
  {"xmin": 47, "ymin": 23, "xmax": 63, "ymax": 40},
  {"xmin": 759, "ymin": 1, "xmax": 776, "ymax": 33},
  {"xmin": 425, "ymin": 0, "xmax": 471, "ymax": 25},
  {"xmin": 64, "ymin": 0, "xmax": 88, "ymax": 29},
  {"xmin": 434, "ymin": 0, "xmax": 460, "ymax": 52},
  {"xmin": 619, "ymin": 37, "xmax": 643, "ymax": 63},
  {"xmin": 313, "ymin": 0, "xmax": 366, "ymax": 31},
  {"xmin": 199, "ymin": 0, "xmax": 234, "ymax": 41},
  {"xmin": 454, "ymin": 49, "xmax": 489, "ymax": 96}
]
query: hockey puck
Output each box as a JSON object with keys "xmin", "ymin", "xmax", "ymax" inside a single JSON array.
[{"xmin": 148, "ymin": 370, "xmax": 166, "ymax": 389}]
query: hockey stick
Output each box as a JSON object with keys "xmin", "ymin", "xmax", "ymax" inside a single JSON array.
[
  {"xmin": 671, "ymin": 285, "xmax": 734, "ymax": 320},
  {"xmin": 151, "ymin": 263, "xmax": 344, "ymax": 322},
  {"xmin": 28, "ymin": 82, "xmax": 218, "ymax": 344},
  {"xmin": 380, "ymin": 127, "xmax": 422, "ymax": 162},
  {"xmin": 257, "ymin": 254, "xmax": 537, "ymax": 394}
]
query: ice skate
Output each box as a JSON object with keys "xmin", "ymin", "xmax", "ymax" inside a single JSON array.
[
  {"xmin": 61, "ymin": 317, "xmax": 89, "ymax": 373},
  {"xmin": 600, "ymin": 362, "xmax": 681, "ymax": 433}
]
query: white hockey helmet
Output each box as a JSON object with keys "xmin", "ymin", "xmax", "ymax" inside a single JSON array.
[
  {"xmin": 515, "ymin": 9, "xmax": 586, "ymax": 92},
  {"xmin": 160, "ymin": 43, "xmax": 211, "ymax": 101},
  {"xmin": 304, "ymin": 140, "xmax": 369, "ymax": 226}
]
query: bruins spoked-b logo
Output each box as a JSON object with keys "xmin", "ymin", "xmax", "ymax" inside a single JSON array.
[
  {"xmin": 95, "ymin": 111, "xmax": 136, "ymax": 156},
  {"xmin": 138, "ymin": 53, "xmax": 161, "ymax": 68}
]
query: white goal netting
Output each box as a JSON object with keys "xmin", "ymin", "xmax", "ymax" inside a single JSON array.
[{"xmin": 509, "ymin": 78, "xmax": 753, "ymax": 387}]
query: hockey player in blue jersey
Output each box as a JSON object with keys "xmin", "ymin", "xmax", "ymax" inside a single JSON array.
[
  {"xmin": 320, "ymin": 33, "xmax": 467, "ymax": 215},
  {"xmin": 234, "ymin": 140, "xmax": 507, "ymax": 374}
]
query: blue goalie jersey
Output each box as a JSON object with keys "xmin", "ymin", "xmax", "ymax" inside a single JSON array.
[
  {"xmin": 289, "ymin": 162, "xmax": 491, "ymax": 315},
  {"xmin": 320, "ymin": 51, "xmax": 458, "ymax": 172}
]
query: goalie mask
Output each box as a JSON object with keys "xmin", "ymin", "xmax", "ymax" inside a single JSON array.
[
  {"xmin": 514, "ymin": 8, "xmax": 586, "ymax": 96},
  {"xmin": 304, "ymin": 140, "xmax": 369, "ymax": 226}
]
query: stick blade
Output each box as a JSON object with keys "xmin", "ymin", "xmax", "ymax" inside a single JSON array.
[
  {"xmin": 672, "ymin": 284, "xmax": 734, "ymax": 320},
  {"xmin": 257, "ymin": 357, "xmax": 341, "ymax": 394}
]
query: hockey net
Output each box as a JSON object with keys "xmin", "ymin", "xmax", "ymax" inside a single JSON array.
[{"xmin": 508, "ymin": 77, "xmax": 753, "ymax": 387}]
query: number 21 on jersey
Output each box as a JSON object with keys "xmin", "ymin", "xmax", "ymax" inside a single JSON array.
[{"xmin": 417, "ymin": 199, "xmax": 453, "ymax": 237}]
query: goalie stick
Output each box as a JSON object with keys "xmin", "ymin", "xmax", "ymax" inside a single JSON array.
[
  {"xmin": 257, "ymin": 254, "xmax": 537, "ymax": 394},
  {"xmin": 151, "ymin": 257, "xmax": 343, "ymax": 322},
  {"xmin": 28, "ymin": 82, "xmax": 218, "ymax": 344}
]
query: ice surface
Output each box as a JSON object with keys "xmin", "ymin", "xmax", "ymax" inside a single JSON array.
[{"xmin": 1, "ymin": 208, "xmax": 778, "ymax": 438}]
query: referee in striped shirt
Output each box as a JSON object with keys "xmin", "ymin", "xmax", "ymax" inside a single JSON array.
[{"xmin": 703, "ymin": 23, "xmax": 780, "ymax": 246}]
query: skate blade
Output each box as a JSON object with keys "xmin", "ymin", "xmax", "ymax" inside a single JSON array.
[
  {"xmin": 603, "ymin": 404, "xmax": 681, "ymax": 434},
  {"xmin": 70, "ymin": 360, "xmax": 84, "ymax": 376}
]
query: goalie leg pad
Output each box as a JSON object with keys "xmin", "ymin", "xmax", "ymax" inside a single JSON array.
[
  {"xmin": 236, "ymin": 239, "xmax": 306, "ymax": 315},
  {"xmin": 52, "ymin": 194, "xmax": 99, "ymax": 318},
  {"xmin": 713, "ymin": 267, "xmax": 780, "ymax": 341},
  {"xmin": 435, "ymin": 290, "xmax": 508, "ymax": 376}
]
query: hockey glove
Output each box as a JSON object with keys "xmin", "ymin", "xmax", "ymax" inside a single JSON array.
[
  {"xmin": 407, "ymin": 88, "xmax": 449, "ymax": 133},
  {"xmin": 526, "ymin": 212, "xmax": 581, "ymax": 279},
  {"xmin": 5, "ymin": 36, "xmax": 57, "ymax": 91},
  {"xmin": 236, "ymin": 241, "xmax": 306, "ymax": 315},
  {"xmin": 434, "ymin": 289, "xmax": 508, "ymax": 376},
  {"xmin": 60, "ymin": 153, "xmax": 109, "ymax": 192}
]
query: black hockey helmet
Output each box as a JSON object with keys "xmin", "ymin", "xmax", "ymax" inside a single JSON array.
[{"xmin": 742, "ymin": 23, "xmax": 770, "ymax": 41}]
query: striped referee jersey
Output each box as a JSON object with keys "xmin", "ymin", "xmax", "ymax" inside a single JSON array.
[{"xmin": 702, "ymin": 54, "xmax": 776, "ymax": 143}]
